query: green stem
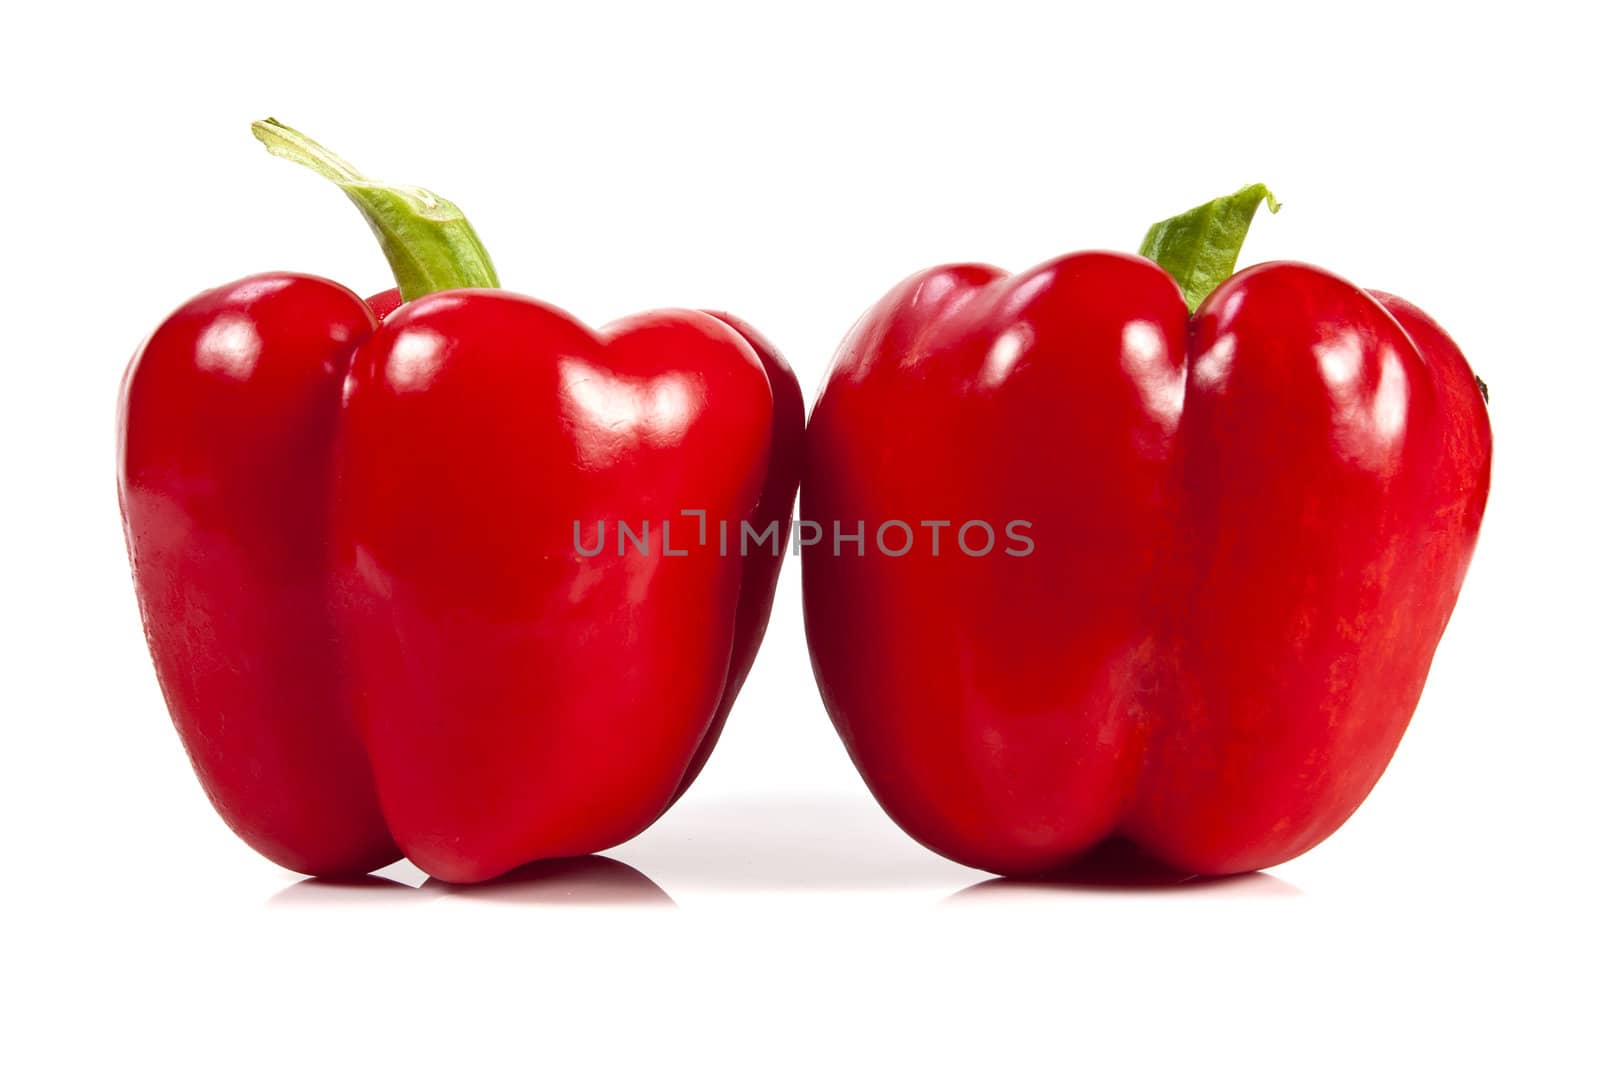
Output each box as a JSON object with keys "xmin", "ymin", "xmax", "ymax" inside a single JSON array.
[
  {"xmin": 251, "ymin": 118, "xmax": 498, "ymax": 301},
  {"xmin": 1139, "ymin": 183, "xmax": 1279, "ymax": 313}
]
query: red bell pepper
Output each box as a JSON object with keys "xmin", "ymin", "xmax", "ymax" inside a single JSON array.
[
  {"xmin": 803, "ymin": 185, "xmax": 1491, "ymax": 876},
  {"xmin": 118, "ymin": 121, "xmax": 802, "ymax": 882}
]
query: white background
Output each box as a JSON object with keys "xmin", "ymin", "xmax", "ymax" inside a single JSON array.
[{"xmin": 4, "ymin": 1, "xmax": 1596, "ymax": 1062}]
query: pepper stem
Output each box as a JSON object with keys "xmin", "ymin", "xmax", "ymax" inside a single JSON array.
[
  {"xmin": 251, "ymin": 118, "xmax": 499, "ymax": 302},
  {"xmin": 1139, "ymin": 183, "xmax": 1280, "ymax": 313}
]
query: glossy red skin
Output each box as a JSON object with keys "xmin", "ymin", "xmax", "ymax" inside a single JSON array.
[
  {"xmin": 803, "ymin": 252, "xmax": 1491, "ymax": 876},
  {"xmin": 119, "ymin": 274, "xmax": 398, "ymax": 877},
  {"xmin": 365, "ymin": 286, "xmax": 404, "ymax": 322},
  {"xmin": 361, "ymin": 293, "xmax": 805, "ymax": 801},
  {"xmin": 672, "ymin": 311, "xmax": 806, "ymax": 796},
  {"xmin": 121, "ymin": 275, "xmax": 799, "ymax": 882}
]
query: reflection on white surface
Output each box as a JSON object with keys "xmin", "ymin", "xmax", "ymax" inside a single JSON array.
[
  {"xmin": 266, "ymin": 792, "xmax": 1303, "ymax": 906},
  {"xmin": 267, "ymin": 872, "xmax": 424, "ymax": 908},
  {"xmin": 944, "ymin": 839, "xmax": 1302, "ymax": 901},
  {"xmin": 269, "ymin": 856, "xmax": 673, "ymax": 908},
  {"xmin": 613, "ymin": 791, "xmax": 1303, "ymax": 899},
  {"xmin": 611, "ymin": 791, "xmax": 973, "ymax": 892},
  {"xmin": 435, "ymin": 857, "xmax": 675, "ymax": 907}
]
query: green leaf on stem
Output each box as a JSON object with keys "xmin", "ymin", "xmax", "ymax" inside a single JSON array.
[{"xmin": 1139, "ymin": 183, "xmax": 1280, "ymax": 312}]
